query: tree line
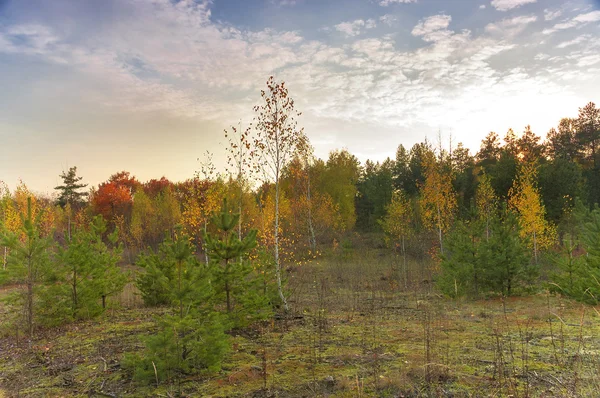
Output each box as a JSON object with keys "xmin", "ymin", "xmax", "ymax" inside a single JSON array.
[{"xmin": 1, "ymin": 76, "xmax": 599, "ymax": 385}]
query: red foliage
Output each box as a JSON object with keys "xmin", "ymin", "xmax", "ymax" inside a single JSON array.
[
  {"xmin": 144, "ymin": 177, "xmax": 172, "ymax": 197},
  {"xmin": 92, "ymin": 171, "xmax": 139, "ymax": 221}
]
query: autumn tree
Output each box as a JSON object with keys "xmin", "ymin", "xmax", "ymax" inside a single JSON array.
[
  {"xmin": 509, "ymin": 163, "xmax": 556, "ymax": 264},
  {"xmin": 91, "ymin": 171, "xmax": 138, "ymax": 225},
  {"xmin": 419, "ymin": 150, "xmax": 457, "ymax": 255},
  {"xmin": 252, "ymin": 76, "xmax": 307, "ymax": 312},
  {"xmin": 380, "ymin": 189, "xmax": 413, "ymax": 288},
  {"xmin": 0, "ymin": 182, "xmax": 10, "ymax": 270},
  {"xmin": 224, "ymin": 122, "xmax": 255, "ymax": 241}
]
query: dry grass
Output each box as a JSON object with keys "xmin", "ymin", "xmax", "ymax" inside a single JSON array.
[{"xmin": 1, "ymin": 249, "xmax": 600, "ymax": 397}]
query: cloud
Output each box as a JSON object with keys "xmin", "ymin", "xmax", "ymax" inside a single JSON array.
[
  {"xmin": 272, "ymin": 0, "xmax": 297, "ymax": 5},
  {"xmin": 485, "ymin": 14, "xmax": 537, "ymax": 36},
  {"xmin": 1, "ymin": 0, "xmax": 600, "ymax": 185},
  {"xmin": 543, "ymin": 9, "xmax": 562, "ymax": 21},
  {"xmin": 490, "ymin": 0, "xmax": 536, "ymax": 12},
  {"xmin": 479, "ymin": 5, "xmax": 486, "ymax": 9},
  {"xmin": 379, "ymin": 14, "xmax": 397, "ymax": 26},
  {"xmin": 411, "ymin": 14, "xmax": 453, "ymax": 41},
  {"xmin": 543, "ymin": 10, "xmax": 600, "ymax": 34},
  {"xmin": 556, "ymin": 34, "xmax": 591, "ymax": 49},
  {"xmin": 379, "ymin": 0, "xmax": 417, "ymax": 6},
  {"xmin": 334, "ymin": 19, "xmax": 376, "ymax": 37}
]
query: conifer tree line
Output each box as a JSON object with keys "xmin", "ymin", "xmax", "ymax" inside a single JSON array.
[{"xmin": 0, "ymin": 77, "xmax": 599, "ymax": 382}]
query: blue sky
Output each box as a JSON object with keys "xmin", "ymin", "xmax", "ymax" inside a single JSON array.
[{"xmin": 1, "ymin": 0, "xmax": 599, "ymax": 193}]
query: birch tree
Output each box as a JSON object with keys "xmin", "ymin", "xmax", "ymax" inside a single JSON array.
[
  {"xmin": 419, "ymin": 150, "xmax": 456, "ymax": 255},
  {"xmin": 252, "ymin": 77, "xmax": 307, "ymax": 312},
  {"xmin": 380, "ymin": 190, "xmax": 413, "ymax": 288}
]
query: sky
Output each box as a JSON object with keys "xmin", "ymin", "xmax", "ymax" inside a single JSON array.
[{"xmin": 0, "ymin": 0, "xmax": 599, "ymax": 194}]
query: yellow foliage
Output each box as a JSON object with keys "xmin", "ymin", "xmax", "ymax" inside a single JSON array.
[
  {"xmin": 381, "ymin": 190, "xmax": 412, "ymax": 247},
  {"xmin": 508, "ymin": 163, "xmax": 556, "ymax": 255},
  {"xmin": 419, "ymin": 152, "xmax": 457, "ymax": 251}
]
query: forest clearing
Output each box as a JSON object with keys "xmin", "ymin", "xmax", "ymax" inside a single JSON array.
[
  {"xmin": 2, "ymin": 59, "xmax": 600, "ymax": 397},
  {"xmin": 2, "ymin": 247, "xmax": 600, "ymax": 397}
]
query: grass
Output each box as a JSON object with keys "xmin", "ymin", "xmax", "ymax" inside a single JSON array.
[{"xmin": 2, "ymin": 248, "xmax": 600, "ymax": 397}]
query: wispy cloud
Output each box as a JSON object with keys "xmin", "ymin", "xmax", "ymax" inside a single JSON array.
[
  {"xmin": 379, "ymin": 14, "xmax": 397, "ymax": 26},
  {"xmin": 334, "ymin": 19, "xmax": 376, "ymax": 37},
  {"xmin": 490, "ymin": 0, "xmax": 536, "ymax": 12},
  {"xmin": 1, "ymin": 0, "xmax": 599, "ymax": 191},
  {"xmin": 411, "ymin": 14, "xmax": 453, "ymax": 42},
  {"xmin": 556, "ymin": 34, "xmax": 591, "ymax": 49},
  {"xmin": 543, "ymin": 10, "xmax": 600, "ymax": 34},
  {"xmin": 485, "ymin": 14, "xmax": 537, "ymax": 36},
  {"xmin": 379, "ymin": 0, "xmax": 417, "ymax": 6},
  {"xmin": 543, "ymin": 9, "xmax": 562, "ymax": 21}
]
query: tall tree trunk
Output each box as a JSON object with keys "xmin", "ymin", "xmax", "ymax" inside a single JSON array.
[
  {"xmin": 402, "ymin": 235, "xmax": 407, "ymax": 290},
  {"xmin": 437, "ymin": 202, "xmax": 444, "ymax": 255},
  {"xmin": 274, "ymin": 179, "xmax": 289, "ymax": 312},
  {"xmin": 306, "ymin": 169, "xmax": 316, "ymax": 253},
  {"xmin": 2, "ymin": 247, "xmax": 6, "ymax": 270}
]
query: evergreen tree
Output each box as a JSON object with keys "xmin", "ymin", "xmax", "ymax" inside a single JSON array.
[
  {"xmin": 204, "ymin": 200, "xmax": 271, "ymax": 327},
  {"xmin": 126, "ymin": 229, "xmax": 229, "ymax": 386},
  {"xmin": 438, "ymin": 208, "xmax": 533, "ymax": 297},
  {"xmin": 55, "ymin": 166, "xmax": 89, "ymax": 209},
  {"xmin": 41, "ymin": 216, "xmax": 125, "ymax": 324},
  {"xmin": 0, "ymin": 197, "xmax": 52, "ymax": 337},
  {"xmin": 438, "ymin": 217, "xmax": 484, "ymax": 298},
  {"xmin": 55, "ymin": 166, "xmax": 88, "ymax": 241},
  {"xmin": 479, "ymin": 210, "xmax": 533, "ymax": 296},
  {"xmin": 579, "ymin": 206, "xmax": 600, "ymax": 303}
]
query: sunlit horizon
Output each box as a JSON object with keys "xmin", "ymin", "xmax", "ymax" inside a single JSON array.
[{"xmin": 1, "ymin": 0, "xmax": 599, "ymax": 193}]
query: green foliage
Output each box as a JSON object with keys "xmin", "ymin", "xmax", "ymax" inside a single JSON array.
[
  {"xmin": 438, "ymin": 218, "xmax": 484, "ymax": 298},
  {"xmin": 0, "ymin": 197, "xmax": 52, "ymax": 336},
  {"xmin": 205, "ymin": 200, "xmax": 271, "ymax": 327},
  {"xmin": 135, "ymin": 230, "xmax": 203, "ymax": 308},
  {"xmin": 124, "ymin": 312, "xmax": 229, "ymax": 384},
  {"xmin": 438, "ymin": 209, "xmax": 534, "ymax": 297},
  {"xmin": 480, "ymin": 211, "xmax": 535, "ymax": 296},
  {"xmin": 39, "ymin": 216, "xmax": 126, "ymax": 325},
  {"xmin": 54, "ymin": 166, "xmax": 88, "ymax": 209},
  {"xmin": 356, "ymin": 158, "xmax": 395, "ymax": 231},
  {"xmin": 127, "ymin": 229, "xmax": 231, "ymax": 386}
]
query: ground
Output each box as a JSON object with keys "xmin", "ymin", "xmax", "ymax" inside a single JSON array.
[{"xmin": 1, "ymin": 250, "xmax": 600, "ymax": 397}]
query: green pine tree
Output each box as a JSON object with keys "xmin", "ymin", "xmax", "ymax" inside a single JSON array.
[
  {"xmin": 438, "ymin": 216, "xmax": 485, "ymax": 298},
  {"xmin": 126, "ymin": 229, "xmax": 229, "ymax": 386},
  {"xmin": 479, "ymin": 210, "xmax": 533, "ymax": 296},
  {"xmin": 40, "ymin": 216, "xmax": 126, "ymax": 324},
  {"xmin": 0, "ymin": 197, "xmax": 52, "ymax": 337},
  {"xmin": 204, "ymin": 200, "xmax": 271, "ymax": 327}
]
